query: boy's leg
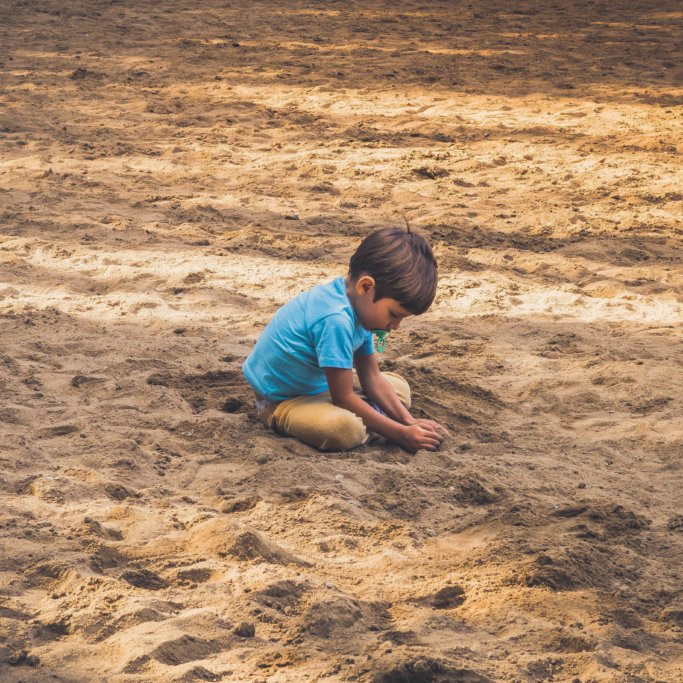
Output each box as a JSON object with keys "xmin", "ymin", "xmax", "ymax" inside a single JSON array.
[
  {"xmin": 257, "ymin": 372, "xmax": 411, "ymax": 452},
  {"xmin": 266, "ymin": 393, "xmax": 369, "ymax": 452}
]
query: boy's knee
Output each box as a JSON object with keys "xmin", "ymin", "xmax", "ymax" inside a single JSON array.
[
  {"xmin": 382, "ymin": 372, "xmax": 411, "ymax": 409},
  {"xmin": 272, "ymin": 398, "xmax": 367, "ymax": 451},
  {"xmin": 317, "ymin": 411, "xmax": 367, "ymax": 451}
]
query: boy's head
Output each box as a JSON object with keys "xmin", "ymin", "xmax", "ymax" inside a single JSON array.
[{"xmin": 348, "ymin": 227, "xmax": 437, "ymax": 330}]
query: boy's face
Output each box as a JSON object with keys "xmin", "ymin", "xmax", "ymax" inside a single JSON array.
[{"xmin": 352, "ymin": 276, "xmax": 413, "ymax": 331}]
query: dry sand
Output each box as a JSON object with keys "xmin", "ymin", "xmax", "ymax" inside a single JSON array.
[{"xmin": 1, "ymin": 0, "xmax": 682, "ymax": 681}]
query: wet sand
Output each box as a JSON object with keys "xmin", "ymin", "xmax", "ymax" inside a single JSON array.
[{"xmin": 1, "ymin": 1, "xmax": 682, "ymax": 681}]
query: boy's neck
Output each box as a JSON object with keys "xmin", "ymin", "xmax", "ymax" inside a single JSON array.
[
  {"xmin": 344, "ymin": 275, "xmax": 364, "ymax": 324},
  {"xmin": 344, "ymin": 275, "xmax": 355, "ymax": 306}
]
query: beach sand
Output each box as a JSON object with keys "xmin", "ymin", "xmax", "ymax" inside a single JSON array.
[{"xmin": 1, "ymin": 0, "xmax": 682, "ymax": 681}]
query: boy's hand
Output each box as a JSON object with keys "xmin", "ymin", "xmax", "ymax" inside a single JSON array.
[
  {"xmin": 405, "ymin": 417, "xmax": 450, "ymax": 437},
  {"xmin": 325, "ymin": 365, "xmax": 449, "ymax": 453},
  {"xmin": 411, "ymin": 418, "xmax": 449, "ymax": 438},
  {"xmin": 399, "ymin": 422, "xmax": 446, "ymax": 454}
]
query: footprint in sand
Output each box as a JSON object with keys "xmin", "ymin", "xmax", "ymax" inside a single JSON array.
[
  {"xmin": 150, "ymin": 634, "xmax": 226, "ymax": 665},
  {"xmin": 38, "ymin": 424, "xmax": 80, "ymax": 438},
  {"xmin": 121, "ymin": 568, "xmax": 168, "ymax": 590}
]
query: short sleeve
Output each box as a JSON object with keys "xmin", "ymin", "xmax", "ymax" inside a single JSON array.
[
  {"xmin": 310, "ymin": 313, "xmax": 355, "ymax": 369},
  {"xmin": 355, "ymin": 330, "xmax": 375, "ymax": 356}
]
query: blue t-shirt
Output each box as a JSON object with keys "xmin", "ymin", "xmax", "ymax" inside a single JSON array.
[{"xmin": 242, "ymin": 277, "xmax": 374, "ymax": 401}]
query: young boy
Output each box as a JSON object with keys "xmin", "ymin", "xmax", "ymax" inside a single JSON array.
[{"xmin": 242, "ymin": 227, "xmax": 448, "ymax": 453}]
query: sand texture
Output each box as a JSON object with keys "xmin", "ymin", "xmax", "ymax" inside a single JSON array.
[{"xmin": 1, "ymin": 0, "xmax": 682, "ymax": 681}]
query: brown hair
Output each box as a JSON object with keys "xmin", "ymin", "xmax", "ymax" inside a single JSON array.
[{"xmin": 348, "ymin": 227, "xmax": 437, "ymax": 314}]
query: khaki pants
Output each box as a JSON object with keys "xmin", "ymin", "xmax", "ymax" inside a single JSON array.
[{"xmin": 256, "ymin": 372, "xmax": 411, "ymax": 451}]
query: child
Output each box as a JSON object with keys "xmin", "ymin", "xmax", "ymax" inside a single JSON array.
[{"xmin": 242, "ymin": 227, "xmax": 448, "ymax": 453}]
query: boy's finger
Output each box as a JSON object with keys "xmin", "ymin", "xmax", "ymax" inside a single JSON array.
[
  {"xmin": 425, "ymin": 433, "xmax": 446, "ymax": 449},
  {"xmin": 432, "ymin": 423, "xmax": 450, "ymax": 437},
  {"xmin": 428, "ymin": 427, "xmax": 445, "ymax": 442},
  {"xmin": 418, "ymin": 420, "xmax": 443, "ymax": 435},
  {"xmin": 419, "ymin": 426, "xmax": 442, "ymax": 441},
  {"xmin": 423, "ymin": 420, "xmax": 448, "ymax": 436}
]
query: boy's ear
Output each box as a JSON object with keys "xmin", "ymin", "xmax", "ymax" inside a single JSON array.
[{"xmin": 355, "ymin": 275, "xmax": 376, "ymax": 295}]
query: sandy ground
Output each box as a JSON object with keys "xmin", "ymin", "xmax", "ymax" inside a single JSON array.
[{"xmin": 1, "ymin": 1, "xmax": 682, "ymax": 681}]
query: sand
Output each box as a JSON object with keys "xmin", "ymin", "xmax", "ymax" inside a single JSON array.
[{"xmin": 1, "ymin": 0, "xmax": 682, "ymax": 681}]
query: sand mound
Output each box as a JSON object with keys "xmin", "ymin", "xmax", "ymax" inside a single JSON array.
[{"xmin": 1, "ymin": 0, "xmax": 682, "ymax": 680}]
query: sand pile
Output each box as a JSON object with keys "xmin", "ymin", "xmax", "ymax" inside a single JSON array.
[{"xmin": 1, "ymin": 0, "xmax": 682, "ymax": 681}]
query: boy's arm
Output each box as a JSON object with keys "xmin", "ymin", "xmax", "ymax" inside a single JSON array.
[
  {"xmin": 353, "ymin": 352, "xmax": 413, "ymax": 424},
  {"xmin": 354, "ymin": 352, "xmax": 449, "ymax": 438},
  {"xmin": 324, "ymin": 367, "xmax": 443, "ymax": 453}
]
